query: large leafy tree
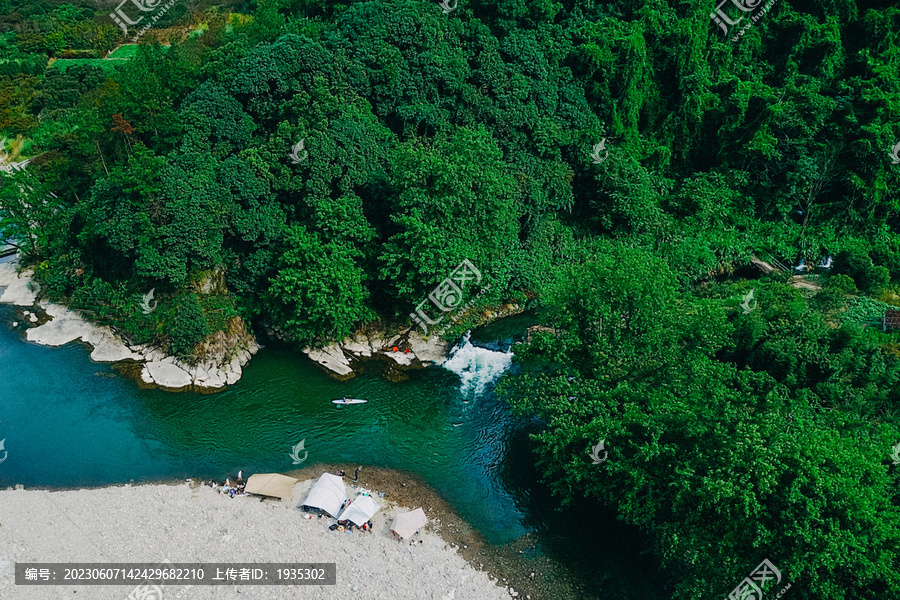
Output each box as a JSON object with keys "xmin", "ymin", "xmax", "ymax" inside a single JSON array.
[
  {"xmin": 379, "ymin": 126, "xmax": 519, "ymax": 305},
  {"xmin": 266, "ymin": 224, "xmax": 373, "ymax": 346}
]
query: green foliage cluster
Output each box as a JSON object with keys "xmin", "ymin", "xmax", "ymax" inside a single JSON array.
[
  {"xmin": 500, "ymin": 243, "xmax": 900, "ymax": 600},
  {"xmin": 1, "ymin": 0, "xmax": 900, "ymax": 597},
  {"xmin": 839, "ymin": 296, "xmax": 891, "ymax": 326},
  {"xmin": 1, "ymin": 3, "xmax": 119, "ymax": 56}
]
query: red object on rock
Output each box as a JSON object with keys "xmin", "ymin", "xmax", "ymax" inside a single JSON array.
[
  {"xmin": 404, "ymin": 348, "xmax": 410, "ymax": 354},
  {"xmin": 392, "ymin": 346, "xmax": 399, "ymax": 352}
]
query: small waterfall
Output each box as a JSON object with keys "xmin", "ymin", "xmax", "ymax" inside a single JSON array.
[{"xmin": 441, "ymin": 331, "xmax": 513, "ymax": 396}]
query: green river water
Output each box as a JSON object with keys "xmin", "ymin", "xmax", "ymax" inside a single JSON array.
[{"xmin": 0, "ymin": 301, "xmax": 670, "ymax": 600}]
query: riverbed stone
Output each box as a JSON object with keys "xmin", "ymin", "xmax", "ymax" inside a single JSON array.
[
  {"xmin": 0, "ymin": 262, "xmax": 19, "ymax": 287},
  {"xmin": 143, "ymin": 347, "xmax": 166, "ymax": 362},
  {"xmin": 86, "ymin": 327, "xmax": 142, "ymax": 363},
  {"xmin": 0, "ymin": 267, "xmax": 38, "ymax": 306},
  {"xmin": 204, "ymin": 369, "xmax": 227, "ymax": 388},
  {"xmin": 144, "ymin": 361, "xmax": 192, "ymax": 388},
  {"xmin": 342, "ymin": 332, "xmax": 373, "ymax": 357},
  {"xmin": 25, "ymin": 304, "xmax": 142, "ymax": 362},
  {"xmin": 408, "ymin": 331, "xmax": 450, "ymax": 365},
  {"xmin": 386, "ymin": 350, "xmax": 416, "ymax": 366},
  {"xmin": 225, "ymin": 372, "xmax": 239, "ymax": 385},
  {"xmin": 304, "ymin": 343, "xmax": 354, "ymax": 376}
]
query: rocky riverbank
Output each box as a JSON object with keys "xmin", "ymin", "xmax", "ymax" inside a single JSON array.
[
  {"xmin": 300, "ymin": 304, "xmax": 526, "ymax": 381},
  {"xmin": 302, "ymin": 327, "xmax": 451, "ymax": 381},
  {"xmin": 0, "ymin": 260, "xmax": 258, "ymax": 391},
  {"xmin": 1, "ymin": 256, "xmax": 524, "ymax": 388}
]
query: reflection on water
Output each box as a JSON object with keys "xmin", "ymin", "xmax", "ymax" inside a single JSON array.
[{"xmin": 0, "ymin": 306, "xmax": 670, "ymax": 599}]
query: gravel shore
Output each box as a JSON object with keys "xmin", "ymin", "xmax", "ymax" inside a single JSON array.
[{"xmin": 0, "ymin": 476, "xmax": 520, "ymax": 600}]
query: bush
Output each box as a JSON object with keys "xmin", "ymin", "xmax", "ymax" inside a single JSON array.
[
  {"xmin": 200, "ymin": 294, "xmax": 238, "ymax": 333},
  {"xmin": 56, "ymin": 49, "xmax": 99, "ymax": 59},
  {"xmin": 870, "ymin": 244, "xmax": 900, "ymax": 282},
  {"xmin": 833, "ymin": 247, "xmax": 873, "ymax": 289},
  {"xmin": 877, "ymin": 288, "xmax": 900, "ymax": 308},
  {"xmin": 863, "ymin": 265, "xmax": 891, "ymax": 294},
  {"xmin": 169, "ymin": 293, "xmax": 210, "ymax": 357},
  {"xmin": 825, "ymin": 273, "xmax": 857, "ymax": 295},
  {"xmin": 815, "ymin": 287, "xmax": 846, "ymax": 312}
]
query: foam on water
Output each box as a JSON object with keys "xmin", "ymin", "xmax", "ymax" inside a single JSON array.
[{"xmin": 441, "ymin": 331, "xmax": 514, "ymax": 396}]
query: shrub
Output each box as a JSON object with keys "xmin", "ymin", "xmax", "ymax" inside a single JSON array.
[
  {"xmin": 169, "ymin": 293, "xmax": 210, "ymax": 357},
  {"xmin": 877, "ymin": 288, "xmax": 900, "ymax": 308},
  {"xmin": 833, "ymin": 247, "xmax": 873, "ymax": 289},
  {"xmin": 870, "ymin": 244, "xmax": 900, "ymax": 282},
  {"xmin": 825, "ymin": 274, "xmax": 857, "ymax": 295},
  {"xmin": 200, "ymin": 294, "xmax": 238, "ymax": 333},
  {"xmin": 863, "ymin": 265, "xmax": 891, "ymax": 294},
  {"xmin": 813, "ymin": 287, "xmax": 847, "ymax": 313}
]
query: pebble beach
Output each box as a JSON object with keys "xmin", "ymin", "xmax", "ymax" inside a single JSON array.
[{"xmin": 0, "ymin": 472, "xmax": 522, "ymax": 600}]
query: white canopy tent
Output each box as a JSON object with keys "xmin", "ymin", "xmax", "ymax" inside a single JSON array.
[
  {"xmin": 244, "ymin": 473, "xmax": 298, "ymax": 501},
  {"xmin": 301, "ymin": 473, "xmax": 347, "ymax": 517},
  {"xmin": 391, "ymin": 507, "xmax": 428, "ymax": 539},
  {"xmin": 337, "ymin": 495, "xmax": 380, "ymax": 526}
]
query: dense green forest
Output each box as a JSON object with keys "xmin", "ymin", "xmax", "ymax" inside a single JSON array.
[{"xmin": 2, "ymin": 0, "xmax": 900, "ymax": 597}]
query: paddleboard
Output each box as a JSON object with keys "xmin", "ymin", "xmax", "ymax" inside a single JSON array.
[{"xmin": 332, "ymin": 398, "xmax": 368, "ymax": 405}]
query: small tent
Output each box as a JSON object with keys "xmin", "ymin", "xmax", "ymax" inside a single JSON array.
[
  {"xmin": 244, "ymin": 473, "xmax": 299, "ymax": 501},
  {"xmin": 337, "ymin": 495, "xmax": 380, "ymax": 526},
  {"xmin": 301, "ymin": 473, "xmax": 347, "ymax": 517},
  {"xmin": 391, "ymin": 507, "xmax": 428, "ymax": 539}
]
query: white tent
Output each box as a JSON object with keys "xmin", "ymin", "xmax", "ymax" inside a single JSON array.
[
  {"xmin": 391, "ymin": 507, "xmax": 428, "ymax": 539},
  {"xmin": 337, "ymin": 495, "xmax": 380, "ymax": 526},
  {"xmin": 244, "ymin": 473, "xmax": 298, "ymax": 501},
  {"xmin": 301, "ymin": 473, "xmax": 347, "ymax": 517}
]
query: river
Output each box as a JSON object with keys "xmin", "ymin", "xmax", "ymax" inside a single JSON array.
[{"xmin": 0, "ymin": 302, "xmax": 670, "ymax": 599}]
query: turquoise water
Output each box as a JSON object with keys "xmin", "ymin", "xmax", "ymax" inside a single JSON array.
[{"xmin": 0, "ymin": 303, "xmax": 670, "ymax": 599}]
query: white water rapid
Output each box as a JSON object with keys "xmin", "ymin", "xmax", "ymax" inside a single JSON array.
[{"xmin": 440, "ymin": 331, "xmax": 514, "ymax": 396}]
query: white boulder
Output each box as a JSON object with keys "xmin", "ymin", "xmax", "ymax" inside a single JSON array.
[{"xmin": 144, "ymin": 361, "xmax": 192, "ymax": 388}]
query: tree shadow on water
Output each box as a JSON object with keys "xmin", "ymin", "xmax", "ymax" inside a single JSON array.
[{"xmin": 497, "ymin": 425, "xmax": 673, "ymax": 600}]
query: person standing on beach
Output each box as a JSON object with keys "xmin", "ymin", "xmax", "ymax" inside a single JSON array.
[{"xmin": 354, "ymin": 467, "xmax": 360, "ymax": 482}]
